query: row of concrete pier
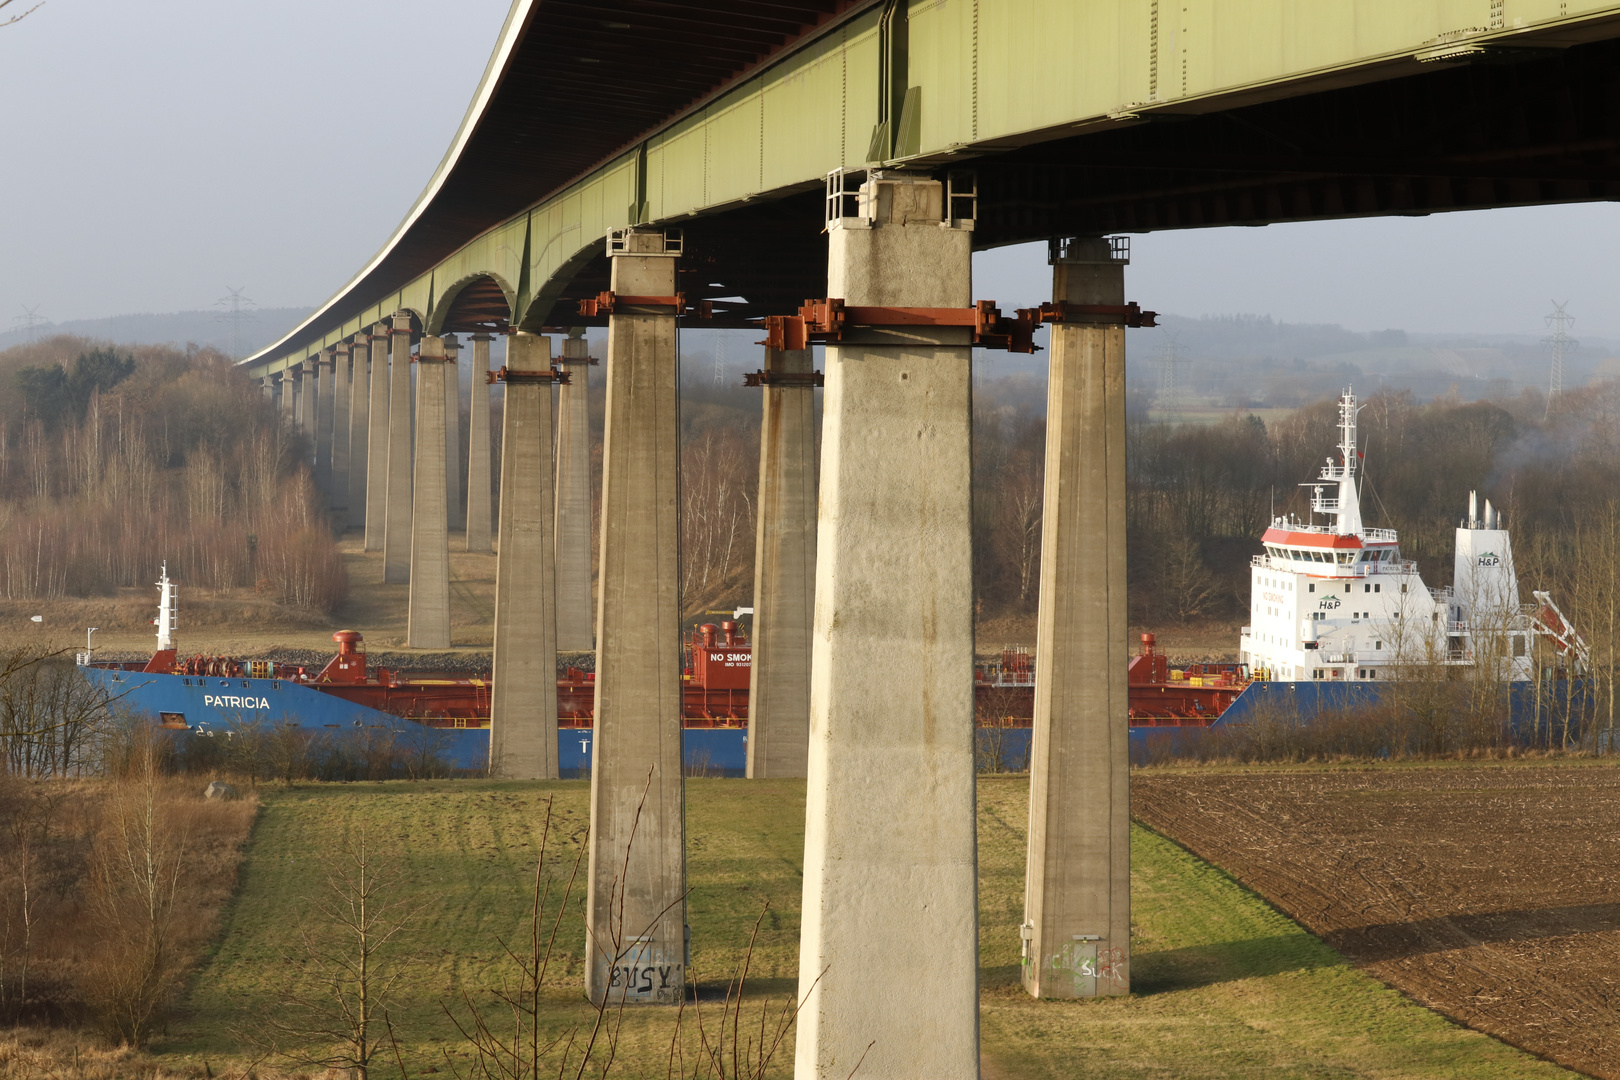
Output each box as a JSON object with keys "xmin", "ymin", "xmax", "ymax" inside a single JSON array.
[{"xmin": 258, "ymin": 173, "xmax": 1126, "ymax": 1079}]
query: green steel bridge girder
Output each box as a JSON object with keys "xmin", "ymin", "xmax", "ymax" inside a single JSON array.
[{"xmin": 244, "ymin": 0, "xmax": 1620, "ymax": 380}]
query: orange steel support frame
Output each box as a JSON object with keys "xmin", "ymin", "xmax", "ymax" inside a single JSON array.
[{"xmin": 759, "ymin": 297, "xmax": 1157, "ymax": 353}]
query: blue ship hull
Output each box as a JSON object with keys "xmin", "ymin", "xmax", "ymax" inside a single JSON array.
[{"xmin": 84, "ymin": 667, "xmax": 750, "ymax": 776}]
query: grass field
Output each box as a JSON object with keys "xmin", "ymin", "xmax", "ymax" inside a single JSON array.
[{"xmin": 153, "ymin": 775, "xmax": 1573, "ymax": 1079}]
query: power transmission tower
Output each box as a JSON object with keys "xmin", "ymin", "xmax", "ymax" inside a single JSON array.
[
  {"xmin": 1153, "ymin": 330, "xmax": 1188, "ymax": 420},
  {"xmin": 1543, "ymin": 301, "xmax": 1576, "ymax": 419},
  {"xmin": 12, "ymin": 304, "xmax": 46, "ymax": 343},
  {"xmin": 215, "ymin": 286, "xmax": 257, "ymax": 360},
  {"xmin": 712, "ymin": 328, "xmax": 727, "ymax": 387}
]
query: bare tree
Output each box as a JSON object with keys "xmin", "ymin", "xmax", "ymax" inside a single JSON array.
[{"xmin": 268, "ymin": 832, "xmax": 416, "ymax": 1079}]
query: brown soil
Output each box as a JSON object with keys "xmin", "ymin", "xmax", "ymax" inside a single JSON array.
[{"xmin": 1133, "ymin": 765, "xmax": 1620, "ymax": 1079}]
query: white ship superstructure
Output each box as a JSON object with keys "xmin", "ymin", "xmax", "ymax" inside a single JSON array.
[{"xmin": 1240, "ymin": 390, "xmax": 1553, "ymax": 683}]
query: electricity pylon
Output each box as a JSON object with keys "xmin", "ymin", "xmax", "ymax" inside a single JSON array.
[
  {"xmin": 215, "ymin": 286, "xmax": 257, "ymax": 360},
  {"xmin": 1543, "ymin": 301, "xmax": 1576, "ymax": 419}
]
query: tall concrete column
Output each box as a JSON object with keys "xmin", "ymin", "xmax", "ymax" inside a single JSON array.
[
  {"xmin": 315, "ymin": 348, "xmax": 335, "ymax": 499},
  {"xmin": 489, "ymin": 333, "xmax": 560, "ymax": 778},
  {"xmin": 745, "ymin": 347, "xmax": 817, "ymax": 779},
  {"xmin": 382, "ymin": 313, "xmax": 415, "ymax": 583},
  {"xmin": 346, "ymin": 334, "xmax": 369, "ymax": 531},
  {"xmin": 364, "ymin": 325, "xmax": 390, "ymax": 550},
  {"xmin": 795, "ymin": 174, "xmax": 979, "ymax": 1080},
  {"xmin": 553, "ymin": 328, "xmax": 594, "ymax": 650},
  {"xmin": 445, "ymin": 335, "xmax": 464, "ymax": 532},
  {"xmin": 465, "ymin": 333, "xmax": 493, "ymax": 553},
  {"xmin": 297, "ymin": 358, "xmax": 315, "ymax": 444},
  {"xmin": 1021, "ymin": 237, "xmax": 1131, "ymax": 999},
  {"xmin": 584, "ymin": 229, "xmax": 685, "ymax": 1006},
  {"xmin": 278, "ymin": 371, "xmax": 294, "ymax": 422},
  {"xmin": 330, "ymin": 343, "xmax": 352, "ymax": 522},
  {"xmin": 260, "ymin": 377, "xmax": 273, "ymax": 400},
  {"xmin": 407, "ymin": 334, "xmax": 452, "ymax": 649}
]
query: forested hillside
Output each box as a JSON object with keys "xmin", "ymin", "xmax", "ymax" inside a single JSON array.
[{"xmin": 0, "ymin": 336, "xmax": 345, "ymax": 612}]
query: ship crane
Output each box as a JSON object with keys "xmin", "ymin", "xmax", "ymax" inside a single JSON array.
[{"xmin": 1530, "ymin": 590, "xmax": 1590, "ymax": 673}]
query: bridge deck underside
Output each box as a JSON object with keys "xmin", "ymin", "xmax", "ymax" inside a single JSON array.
[{"xmin": 517, "ymin": 37, "xmax": 1620, "ymax": 331}]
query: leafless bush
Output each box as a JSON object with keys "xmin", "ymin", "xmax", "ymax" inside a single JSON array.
[
  {"xmin": 0, "ymin": 642, "xmax": 112, "ymax": 777},
  {"xmin": 82, "ymin": 746, "xmax": 191, "ymax": 1046},
  {"xmin": 974, "ymin": 687, "xmax": 1031, "ymax": 773}
]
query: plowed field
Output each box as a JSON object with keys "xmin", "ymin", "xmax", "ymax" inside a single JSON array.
[{"xmin": 1134, "ymin": 765, "xmax": 1620, "ymax": 1078}]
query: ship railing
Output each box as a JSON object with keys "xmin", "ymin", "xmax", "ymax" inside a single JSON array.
[
  {"xmin": 1252, "ymin": 555, "xmax": 1418, "ymax": 577},
  {"xmin": 1429, "ymin": 586, "xmax": 1455, "ymax": 601},
  {"xmin": 1312, "ymin": 497, "xmax": 1342, "ymax": 512},
  {"xmin": 1261, "ymin": 523, "xmax": 1400, "ymax": 542}
]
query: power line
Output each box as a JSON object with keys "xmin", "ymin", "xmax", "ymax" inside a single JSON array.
[
  {"xmin": 1543, "ymin": 300, "xmax": 1576, "ymax": 419},
  {"xmin": 215, "ymin": 286, "xmax": 257, "ymax": 360}
]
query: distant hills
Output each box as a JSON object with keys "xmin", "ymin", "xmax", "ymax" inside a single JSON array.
[{"xmin": 0, "ymin": 307, "xmax": 313, "ymax": 360}]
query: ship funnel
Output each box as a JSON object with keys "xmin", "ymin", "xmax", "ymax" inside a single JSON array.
[
  {"xmin": 1469, "ymin": 491, "xmax": 1478, "ymax": 528},
  {"xmin": 1484, "ymin": 499, "xmax": 1496, "ymax": 530}
]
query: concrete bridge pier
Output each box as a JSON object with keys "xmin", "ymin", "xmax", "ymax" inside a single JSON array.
[
  {"xmin": 1021, "ymin": 237, "xmax": 1131, "ymax": 1000},
  {"xmin": 407, "ymin": 334, "xmax": 453, "ymax": 649},
  {"xmin": 347, "ymin": 333, "xmax": 370, "ymax": 532},
  {"xmin": 297, "ymin": 358, "xmax": 315, "ymax": 444},
  {"xmin": 465, "ymin": 332, "xmax": 493, "ymax": 553},
  {"xmin": 489, "ymin": 332, "xmax": 560, "ymax": 779},
  {"xmin": 585, "ymin": 229, "xmax": 686, "ymax": 1006},
  {"xmin": 445, "ymin": 335, "xmax": 464, "ymax": 532},
  {"xmin": 794, "ymin": 173, "xmax": 980, "ymax": 1080},
  {"xmin": 278, "ymin": 371, "xmax": 293, "ymax": 421},
  {"xmin": 383, "ymin": 312, "xmax": 415, "ymax": 584},
  {"xmin": 330, "ymin": 342, "xmax": 351, "ymax": 523},
  {"xmin": 553, "ymin": 327, "xmax": 594, "ymax": 650},
  {"xmin": 364, "ymin": 324, "xmax": 390, "ymax": 550},
  {"xmin": 315, "ymin": 348, "xmax": 335, "ymax": 500},
  {"xmin": 745, "ymin": 345, "xmax": 816, "ymax": 780}
]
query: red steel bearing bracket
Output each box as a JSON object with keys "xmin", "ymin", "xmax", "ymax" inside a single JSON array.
[
  {"xmin": 1019, "ymin": 301, "xmax": 1158, "ymax": 329},
  {"xmin": 577, "ymin": 291, "xmax": 714, "ymax": 319},
  {"xmin": 743, "ymin": 369, "xmax": 825, "ymax": 388},
  {"xmin": 759, "ymin": 298, "xmax": 1157, "ymax": 353},
  {"xmin": 486, "ymin": 366, "xmax": 572, "ymax": 385}
]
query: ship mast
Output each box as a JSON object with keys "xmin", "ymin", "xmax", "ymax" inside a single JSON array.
[
  {"xmin": 155, "ymin": 563, "xmax": 177, "ymax": 652},
  {"xmin": 1309, "ymin": 390, "xmax": 1364, "ymax": 537}
]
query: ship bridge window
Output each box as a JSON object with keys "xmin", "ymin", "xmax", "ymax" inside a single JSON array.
[{"xmin": 1338, "ymin": 552, "xmax": 1354, "ymax": 565}]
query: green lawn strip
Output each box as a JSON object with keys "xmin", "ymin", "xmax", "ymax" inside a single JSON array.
[
  {"xmin": 164, "ymin": 779, "xmax": 808, "ymax": 1077},
  {"xmin": 163, "ymin": 775, "xmax": 1574, "ymax": 1080},
  {"xmin": 977, "ymin": 777, "xmax": 1573, "ymax": 1079}
]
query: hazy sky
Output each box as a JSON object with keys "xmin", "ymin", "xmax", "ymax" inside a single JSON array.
[{"xmin": 3, "ymin": 2, "xmax": 1617, "ymax": 339}]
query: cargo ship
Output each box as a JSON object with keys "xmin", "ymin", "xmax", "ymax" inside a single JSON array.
[
  {"xmin": 1237, "ymin": 390, "xmax": 1585, "ymax": 694},
  {"xmin": 80, "ymin": 570, "xmax": 1242, "ymax": 774},
  {"xmin": 92, "ymin": 389, "xmax": 1573, "ymax": 770},
  {"xmin": 80, "ymin": 567, "xmax": 751, "ymax": 774}
]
